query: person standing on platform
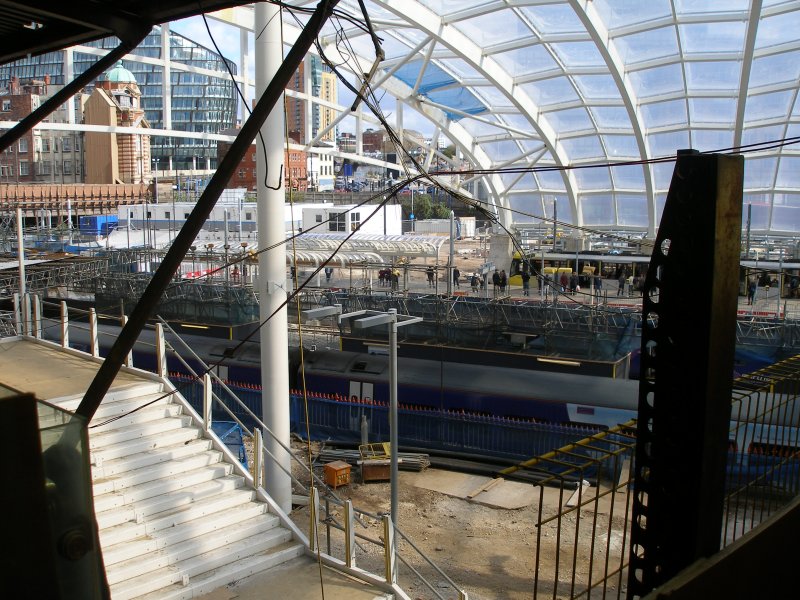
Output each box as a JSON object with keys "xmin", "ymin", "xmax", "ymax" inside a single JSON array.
[
  {"xmin": 617, "ymin": 272, "xmax": 626, "ymax": 296},
  {"xmin": 747, "ymin": 276, "xmax": 757, "ymax": 305},
  {"xmin": 324, "ymin": 266, "xmax": 333, "ymax": 283},
  {"xmin": 595, "ymin": 274, "xmax": 603, "ymax": 299},
  {"xmin": 492, "ymin": 269, "xmax": 501, "ymax": 297},
  {"xmin": 426, "ymin": 266, "xmax": 435, "ymax": 288},
  {"xmin": 453, "ymin": 267, "xmax": 460, "ymax": 288},
  {"xmin": 500, "ymin": 270, "xmax": 508, "ymax": 295},
  {"xmin": 521, "ymin": 269, "xmax": 531, "ymax": 296},
  {"xmin": 470, "ymin": 273, "xmax": 480, "ymax": 294}
]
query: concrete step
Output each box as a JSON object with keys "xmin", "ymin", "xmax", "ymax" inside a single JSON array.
[
  {"xmin": 89, "ymin": 402, "xmax": 185, "ymax": 434},
  {"xmin": 101, "ymin": 499, "xmax": 270, "ymax": 555},
  {"xmin": 104, "ymin": 509, "xmax": 281, "ymax": 583},
  {"xmin": 111, "ymin": 536, "xmax": 303, "ymax": 600},
  {"xmin": 93, "ymin": 449, "xmax": 224, "ymax": 496},
  {"xmin": 95, "ymin": 473, "xmax": 245, "ymax": 529},
  {"xmin": 91, "ymin": 438, "xmax": 212, "ymax": 480},
  {"xmin": 90, "ymin": 425, "xmax": 203, "ymax": 464},
  {"xmin": 88, "ymin": 414, "xmax": 193, "ymax": 450},
  {"xmin": 94, "ymin": 461, "xmax": 233, "ymax": 514},
  {"xmin": 53, "ymin": 382, "xmax": 165, "ymax": 411}
]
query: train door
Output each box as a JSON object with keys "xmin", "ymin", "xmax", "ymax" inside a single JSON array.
[{"xmin": 348, "ymin": 380, "xmax": 374, "ymax": 403}]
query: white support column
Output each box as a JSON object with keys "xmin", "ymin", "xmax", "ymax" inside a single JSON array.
[
  {"xmin": 161, "ymin": 23, "xmax": 172, "ymax": 130},
  {"xmin": 345, "ymin": 499, "xmax": 356, "ymax": 568},
  {"xmin": 13, "ymin": 293, "xmax": 20, "ymax": 336},
  {"xmin": 16, "ymin": 208, "xmax": 26, "ymax": 335},
  {"xmin": 155, "ymin": 322, "xmax": 167, "ymax": 378},
  {"xmin": 203, "ymin": 373, "xmax": 212, "ymax": 432},
  {"xmin": 60, "ymin": 301, "xmax": 69, "ymax": 348},
  {"xmin": 256, "ymin": 1, "xmax": 292, "ymax": 514},
  {"xmin": 121, "ymin": 315, "xmax": 132, "ymax": 367},
  {"xmin": 309, "ymin": 486, "xmax": 321, "ymax": 552},
  {"xmin": 32, "ymin": 295, "xmax": 41, "ymax": 338},
  {"xmin": 253, "ymin": 427, "xmax": 264, "ymax": 489},
  {"xmin": 22, "ymin": 294, "xmax": 31, "ymax": 337},
  {"xmin": 303, "ymin": 55, "xmax": 313, "ymax": 144},
  {"xmin": 383, "ymin": 514, "xmax": 397, "ymax": 585},
  {"xmin": 240, "ymin": 28, "xmax": 252, "ymax": 112},
  {"xmin": 64, "ymin": 48, "xmax": 76, "ymax": 124},
  {"xmin": 89, "ymin": 308, "xmax": 99, "ymax": 357}
]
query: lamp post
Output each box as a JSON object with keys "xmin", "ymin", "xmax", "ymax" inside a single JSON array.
[
  {"xmin": 410, "ymin": 188, "xmax": 415, "ymax": 233},
  {"xmin": 338, "ymin": 308, "xmax": 423, "ymax": 528}
]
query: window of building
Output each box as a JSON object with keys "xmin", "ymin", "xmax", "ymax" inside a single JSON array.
[
  {"xmin": 63, "ymin": 160, "xmax": 72, "ymax": 174},
  {"xmin": 37, "ymin": 161, "xmax": 52, "ymax": 175},
  {"xmin": 238, "ymin": 169, "xmax": 245, "ymax": 178},
  {"xmin": 184, "ymin": 213, "xmax": 191, "ymax": 219},
  {"xmin": 19, "ymin": 161, "xmax": 29, "ymax": 176},
  {"xmin": 316, "ymin": 214, "xmax": 322, "ymax": 223},
  {"xmin": 18, "ymin": 138, "xmax": 27, "ymax": 153},
  {"xmin": 245, "ymin": 212, "xmax": 252, "ymax": 220},
  {"xmin": 164, "ymin": 211, "xmax": 170, "ymax": 219},
  {"xmin": 2, "ymin": 100, "xmax": 10, "ymax": 111},
  {"xmin": 351, "ymin": 212, "xmax": 361, "ymax": 231},
  {"xmin": 329, "ymin": 212, "xmax": 346, "ymax": 232},
  {"xmin": 75, "ymin": 161, "xmax": 81, "ymax": 174},
  {"xmin": 61, "ymin": 137, "xmax": 72, "ymax": 152},
  {"xmin": 146, "ymin": 211, "xmax": 152, "ymax": 219},
  {"xmin": 40, "ymin": 138, "xmax": 50, "ymax": 153}
]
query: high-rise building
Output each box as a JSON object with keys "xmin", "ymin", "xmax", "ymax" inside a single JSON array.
[
  {"xmin": 0, "ymin": 26, "xmax": 238, "ymax": 173},
  {"xmin": 285, "ymin": 55, "xmax": 337, "ymax": 144}
]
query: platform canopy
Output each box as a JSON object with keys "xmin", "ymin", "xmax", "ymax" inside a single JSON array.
[{"xmin": 277, "ymin": 1, "xmax": 800, "ymax": 238}]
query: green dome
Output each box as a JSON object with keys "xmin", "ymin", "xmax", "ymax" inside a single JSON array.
[{"xmin": 105, "ymin": 61, "xmax": 136, "ymax": 84}]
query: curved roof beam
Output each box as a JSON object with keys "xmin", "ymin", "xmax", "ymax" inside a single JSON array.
[
  {"xmin": 371, "ymin": 0, "xmax": 580, "ymax": 226},
  {"xmin": 734, "ymin": 0, "xmax": 763, "ymax": 149},
  {"xmin": 570, "ymin": 0, "xmax": 657, "ymax": 238}
]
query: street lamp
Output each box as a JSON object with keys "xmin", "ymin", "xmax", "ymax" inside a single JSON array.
[{"xmin": 339, "ymin": 308, "xmax": 422, "ymax": 528}]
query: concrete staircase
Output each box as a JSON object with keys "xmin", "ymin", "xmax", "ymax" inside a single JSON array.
[{"xmin": 56, "ymin": 380, "xmax": 304, "ymax": 600}]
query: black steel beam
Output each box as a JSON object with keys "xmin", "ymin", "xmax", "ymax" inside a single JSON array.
[
  {"xmin": 628, "ymin": 151, "xmax": 744, "ymax": 596},
  {"xmin": 75, "ymin": 0, "xmax": 339, "ymax": 421}
]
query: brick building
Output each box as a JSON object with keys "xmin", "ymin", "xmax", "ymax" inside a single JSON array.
[
  {"xmin": 217, "ymin": 127, "xmax": 307, "ymax": 192},
  {"xmin": 0, "ymin": 76, "xmax": 84, "ymax": 184}
]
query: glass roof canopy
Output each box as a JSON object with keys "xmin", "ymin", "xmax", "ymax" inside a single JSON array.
[{"xmin": 285, "ymin": 0, "xmax": 800, "ymax": 238}]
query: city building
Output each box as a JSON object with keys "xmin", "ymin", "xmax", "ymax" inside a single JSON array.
[
  {"xmin": 216, "ymin": 127, "xmax": 307, "ymax": 192},
  {"xmin": 0, "ymin": 26, "xmax": 238, "ymax": 172},
  {"xmin": 285, "ymin": 55, "xmax": 337, "ymax": 145},
  {"xmin": 0, "ymin": 76, "xmax": 84, "ymax": 184},
  {"xmin": 84, "ymin": 63, "xmax": 150, "ymax": 185},
  {"xmin": 337, "ymin": 132, "xmax": 356, "ymax": 154}
]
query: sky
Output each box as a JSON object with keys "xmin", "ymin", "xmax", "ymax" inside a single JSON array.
[{"xmin": 169, "ymin": 14, "xmax": 433, "ymax": 138}]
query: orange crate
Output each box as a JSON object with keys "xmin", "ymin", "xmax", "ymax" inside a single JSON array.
[{"xmin": 324, "ymin": 460, "xmax": 351, "ymax": 489}]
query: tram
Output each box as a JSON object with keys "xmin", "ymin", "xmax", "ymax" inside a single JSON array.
[{"xmin": 508, "ymin": 249, "xmax": 652, "ymax": 288}]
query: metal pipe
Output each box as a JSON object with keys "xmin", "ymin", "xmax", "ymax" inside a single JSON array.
[{"xmin": 75, "ymin": 0, "xmax": 340, "ymax": 421}]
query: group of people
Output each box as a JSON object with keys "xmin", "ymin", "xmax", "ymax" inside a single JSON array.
[
  {"xmin": 378, "ymin": 267, "xmax": 401, "ymax": 289},
  {"xmin": 492, "ymin": 269, "xmax": 508, "ymax": 296}
]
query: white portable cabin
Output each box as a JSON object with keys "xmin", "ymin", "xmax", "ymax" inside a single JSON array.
[{"xmin": 301, "ymin": 204, "xmax": 402, "ymax": 236}]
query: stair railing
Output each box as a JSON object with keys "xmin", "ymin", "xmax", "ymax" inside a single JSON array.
[{"xmin": 27, "ymin": 297, "xmax": 467, "ymax": 600}]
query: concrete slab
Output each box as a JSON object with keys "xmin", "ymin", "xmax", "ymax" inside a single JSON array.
[
  {"xmin": 0, "ymin": 338, "xmax": 146, "ymax": 402},
  {"xmin": 408, "ymin": 468, "xmax": 537, "ymax": 509},
  {"xmin": 195, "ymin": 557, "xmax": 392, "ymax": 600}
]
